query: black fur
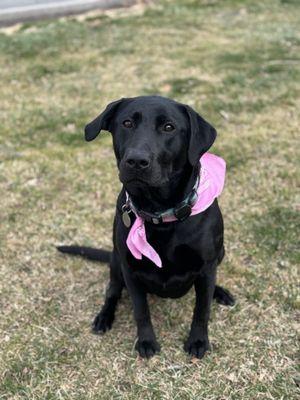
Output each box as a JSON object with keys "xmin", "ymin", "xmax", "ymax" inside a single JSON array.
[
  {"xmin": 58, "ymin": 96, "xmax": 235, "ymax": 359},
  {"xmin": 57, "ymin": 246, "xmax": 111, "ymax": 263}
]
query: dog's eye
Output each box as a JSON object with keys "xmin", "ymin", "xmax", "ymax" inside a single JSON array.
[
  {"xmin": 123, "ymin": 120, "xmax": 133, "ymax": 128},
  {"xmin": 163, "ymin": 123, "xmax": 175, "ymax": 132}
]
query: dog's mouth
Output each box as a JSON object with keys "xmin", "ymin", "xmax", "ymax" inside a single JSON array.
[
  {"xmin": 119, "ymin": 172, "xmax": 167, "ymax": 189},
  {"xmin": 120, "ymin": 176, "xmax": 149, "ymax": 186},
  {"xmin": 119, "ymin": 166, "xmax": 170, "ymax": 189}
]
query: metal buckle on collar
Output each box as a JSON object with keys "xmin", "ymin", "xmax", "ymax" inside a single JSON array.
[
  {"xmin": 174, "ymin": 203, "xmax": 192, "ymax": 221},
  {"xmin": 151, "ymin": 216, "xmax": 162, "ymax": 225},
  {"xmin": 139, "ymin": 210, "xmax": 162, "ymax": 225},
  {"xmin": 138, "ymin": 210, "xmax": 163, "ymax": 225}
]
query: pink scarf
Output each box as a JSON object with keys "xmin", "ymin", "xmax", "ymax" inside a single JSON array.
[{"xmin": 126, "ymin": 153, "xmax": 226, "ymax": 268}]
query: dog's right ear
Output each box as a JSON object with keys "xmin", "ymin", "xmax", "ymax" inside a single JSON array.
[{"xmin": 84, "ymin": 98, "xmax": 126, "ymax": 142}]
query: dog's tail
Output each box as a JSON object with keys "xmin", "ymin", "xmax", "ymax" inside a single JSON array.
[{"xmin": 57, "ymin": 245, "xmax": 111, "ymax": 263}]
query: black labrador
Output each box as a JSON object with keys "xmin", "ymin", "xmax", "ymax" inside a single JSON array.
[{"xmin": 58, "ymin": 96, "xmax": 235, "ymax": 359}]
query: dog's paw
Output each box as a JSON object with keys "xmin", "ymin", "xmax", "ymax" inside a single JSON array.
[
  {"xmin": 214, "ymin": 286, "xmax": 235, "ymax": 306},
  {"xmin": 135, "ymin": 339, "xmax": 161, "ymax": 359},
  {"xmin": 184, "ymin": 338, "xmax": 210, "ymax": 359},
  {"xmin": 92, "ymin": 311, "xmax": 114, "ymax": 334}
]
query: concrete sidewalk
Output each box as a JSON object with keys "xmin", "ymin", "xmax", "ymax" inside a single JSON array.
[{"xmin": 0, "ymin": 0, "xmax": 137, "ymax": 26}]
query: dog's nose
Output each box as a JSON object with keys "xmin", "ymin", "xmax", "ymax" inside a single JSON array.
[{"xmin": 125, "ymin": 151, "xmax": 151, "ymax": 170}]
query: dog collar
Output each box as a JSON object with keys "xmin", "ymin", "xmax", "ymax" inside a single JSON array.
[
  {"xmin": 122, "ymin": 174, "xmax": 200, "ymax": 226},
  {"xmin": 125, "ymin": 153, "xmax": 226, "ymax": 268}
]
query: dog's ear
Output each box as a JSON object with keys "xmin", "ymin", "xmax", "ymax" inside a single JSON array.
[
  {"xmin": 84, "ymin": 98, "xmax": 126, "ymax": 142},
  {"xmin": 184, "ymin": 105, "xmax": 217, "ymax": 165}
]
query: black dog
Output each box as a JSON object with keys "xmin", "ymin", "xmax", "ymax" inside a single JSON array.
[{"xmin": 58, "ymin": 96, "xmax": 234, "ymax": 359}]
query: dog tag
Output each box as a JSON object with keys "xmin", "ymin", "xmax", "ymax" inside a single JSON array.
[{"xmin": 122, "ymin": 210, "xmax": 132, "ymax": 228}]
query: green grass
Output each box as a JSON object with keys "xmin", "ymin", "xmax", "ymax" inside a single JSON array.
[{"xmin": 0, "ymin": 0, "xmax": 299, "ymax": 398}]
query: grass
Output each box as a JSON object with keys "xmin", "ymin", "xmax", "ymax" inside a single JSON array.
[{"xmin": 0, "ymin": 0, "xmax": 299, "ymax": 398}]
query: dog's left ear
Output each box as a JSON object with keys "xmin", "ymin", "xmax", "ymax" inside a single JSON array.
[
  {"xmin": 84, "ymin": 98, "xmax": 126, "ymax": 142},
  {"xmin": 184, "ymin": 105, "xmax": 217, "ymax": 165}
]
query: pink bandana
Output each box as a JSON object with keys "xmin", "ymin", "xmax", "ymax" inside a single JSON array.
[{"xmin": 126, "ymin": 153, "xmax": 226, "ymax": 268}]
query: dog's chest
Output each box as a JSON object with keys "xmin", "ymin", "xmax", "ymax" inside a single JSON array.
[
  {"xmin": 133, "ymin": 269, "xmax": 197, "ymax": 298},
  {"xmin": 128, "ymin": 230, "xmax": 205, "ymax": 298},
  {"xmin": 117, "ymin": 202, "xmax": 222, "ymax": 298}
]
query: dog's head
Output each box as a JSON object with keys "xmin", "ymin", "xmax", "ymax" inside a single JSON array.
[{"xmin": 85, "ymin": 96, "xmax": 216, "ymax": 190}]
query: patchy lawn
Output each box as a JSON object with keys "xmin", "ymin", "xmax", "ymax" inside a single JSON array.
[{"xmin": 0, "ymin": 0, "xmax": 299, "ymax": 399}]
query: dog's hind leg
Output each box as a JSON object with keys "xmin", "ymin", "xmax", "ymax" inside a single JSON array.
[
  {"xmin": 213, "ymin": 285, "xmax": 235, "ymax": 306},
  {"xmin": 92, "ymin": 250, "xmax": 124, "ymax": 334}
]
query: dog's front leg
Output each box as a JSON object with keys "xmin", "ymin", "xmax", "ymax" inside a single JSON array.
[
  {"xmin": 123, "ymin": 271, "xmax": 160, "ymax": 358},
  {"xmin": 184, "ymin": 263, "xmax": 217, "ymax": 359}
]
